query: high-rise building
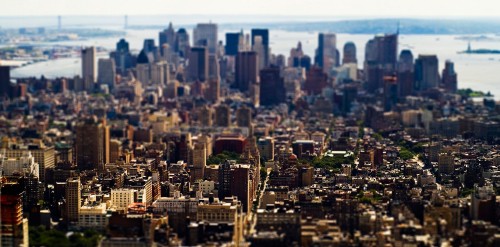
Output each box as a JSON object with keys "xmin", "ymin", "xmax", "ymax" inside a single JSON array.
[
  {"xmin": 260, "ymin": 67, "xmax": 286, "ymax": 106},
  {"xmin": 0, "ymin": 183, "xmax": 29, "ymax": 247},
  {"xmin": 251, "ymin": 29, "xmax": 269, "ymax": 67},
  {"xmin": 159, "ymin": 22, "xmax": 176, "ymax": 56},
  {"xmin": 315, "ymin": 33, "xmax": 337, "ymax": 73},
  {"xmin": 81, "ymin": 47, "xmax": 96, "ymax": 92},
  {"xmin": 289, "ymin": 42, "xmax": 304, "ymax": 67},
  {"xmin": 415, "ymin": 55, "xmax": 439, "ymax": 91},
  {"xmin": 304, "ymin": 66, "xmax": 328, "ymax": 95},
  {"xmin": 191, "ymin": 142, "xmax": 207, "ymax": 182},
  {"xmin": 342, "ymin": 42, "xmax": 357, "ymax": 64},
  {"xmin": 112, "ymin": 39, "xmax": 134, "ymax": 76},
  {"xmin": 75, "ymin": 117, "xmax": 110, "ymax": 170},
  {"xmin": 383, "ymin": 75, "xmax": 398, "ymax": 111},
  {"xmin": 208, "ymin": 54, "xmax": 220, "ymax": 80},
  {"xmin": 2, "ymin": 152, "xmax": 39, "ymax": 179},
  {"xmin": 363, "ymin": 33, "xmax": 399, "ymax": 92},
  {"xmin": 97, "ymin": 58, "xmax": 116, "ymax": 91},
  {"xmin": 193, "ymin": 23, "xmax": 218, "ymax": 54},
  {"xmin": 370, "ymin": 34, "xmax": 398, "ymax": 69},
  {"xmin": 225, "ymin": 32, "xmax": 242, "ymax": 56},
  {"xmin": 65, "ymin": 177, "xmax": 81, "ymax": 223},
  {"xmin": 175, "ymin": 28, "xmax": 190, "ymax": 58},
  {"xmin": 442, "ymin": 60, "xmax": 457, "ymax": 93},
  {"xmin": 2, "ymin": 140, "xmax": 55, "ymax": 183},
  {"xmin": 252, "ymin": 36, "xmax": 266, "ymax": 71},
  {"xmin": 257, "ymin": 137, "xmax": 275, "ymax": 161},
  {"xmin": 236, "ymin": 105, "xmax": 252, "ymax": 129},
  {"xmin": 397, "ymin": 50, "xmax": 415, "ymax": 97},
  {"xmin": 0, "ymin": 65, "xmax": 11, "ymax": 99},
  {"xmin": 207, "ymin": 77, "xmax": 220, "ymax": 103},
  {"xmin": 217, "ymin": 162, "xmax": 254, "ymax": 213},
  {"xmin": 198, "ymin": 105, "xmax": 213, "ymax": 126},
  {"xmin": 187, "ymin": 47, "xmax": 209, "ymax": 82},
  {"xmin": 231, "ymin": 164, "xmax": 252, "ymax": 213},
  {"xmin": 215, "ymin": 104, "xmax": 231, "ymax": 127},
  {"xmin": 235, "ymin": 51, "xmax": 259, "ymax": 92}
]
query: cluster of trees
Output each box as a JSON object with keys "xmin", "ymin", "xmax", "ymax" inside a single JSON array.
[
  {"xmin": 312, "ymin": 154, "xmax": 355, "ymax": 169},
  {"xmin": 29, "ymin": 227, "xmax": 101, "ymax": 247},
  {"xmin": 206, "ymin": 151, "xmax": 241, "ymax": 165},
  {"xmin": 457, "ymin": 88, "xmax": 490, "ymax": 98}
]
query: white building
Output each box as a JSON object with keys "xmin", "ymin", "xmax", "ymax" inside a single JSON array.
[
  {"xmin": 2, "ymin": 152, "xmax": 39, "ymax": 178},
  {"xmin": 78, "ymin": 199, "xmax": 108, "ymax": 230},
  {"xmin": 199, "ymin": 180, "xmax": 215, "ymax": 195},
  {"xmin": 111, "ymin": 188, "xmax": 136, "ymax": 211}
]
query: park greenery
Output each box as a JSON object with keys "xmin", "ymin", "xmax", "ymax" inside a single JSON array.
[
  {"xmin": 29, "ymin": 227, "xmax": 102, "ymax": 247},
  {"xmin": 457, "ymin": 88, "xmax": 491, "ymax": 98},
  {"xmin": 312, "ymin": 154, "xmax": 355, "ymax": 169},
  {"xmin": 206, "ymin": 151, "xmax": 241, "ymax": 165}
]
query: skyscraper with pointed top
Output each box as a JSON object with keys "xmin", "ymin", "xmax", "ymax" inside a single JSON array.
[{"xmin": 159, "ymin": 22, "xmax": 176, "ymax": 56}]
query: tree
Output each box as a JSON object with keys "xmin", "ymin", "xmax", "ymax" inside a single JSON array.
[
  {"xmin": 313, "ymin": 155, "xmax": 354, "ymax": 169},
  {"xmin": 399, "ymin": 148, "xmax": 415, "ymax": 160},
  {"xmin": 206, "ymin": 151, "xmax": 241, "ymax": 165}
]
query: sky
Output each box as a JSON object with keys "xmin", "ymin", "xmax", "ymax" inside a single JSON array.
[{"xmin": 0, "ymin": 0, "xmax": 498, "ymax": 18}]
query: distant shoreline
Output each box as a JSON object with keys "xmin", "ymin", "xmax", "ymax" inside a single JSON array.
[{"xmin": 2, "ymin": 17, "xmax": 500, "ymax": 35}]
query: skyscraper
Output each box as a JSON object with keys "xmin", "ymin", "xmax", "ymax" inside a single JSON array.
[
  {"xmin": 397, "ymin": 50, "xmax": 415, "ymax": 97},
  {"xmin": 2, "ymin": 141, "xmax": 55, "ymax": 183},
  {"xmin": 208, "ymin": 54, "xmax": 220, "ymax": 80},
  {"xmin": 252, "ymin": 36, "xmax": 266, "ymax": 71},
  {"xmin": 198, "ymin": 105, "xmax": 213, "ymax": 126},
  {"xmin": 207, "ymin": 77, "xmax": 220, "ymax": 103},
  {"xmin": 0, "ymin": 65, "xmax": 11, "ymax": 98},
  {"xmin": 81, "ymin": 47, "xmax": 96, "ymax": 92},
  {"xmin": 112, "ymin": 39, "xmax": 134, "ymax": 76},
  {"xmin": 235, "ymin": 51, "xmax": 259, "ymax": 92},
  {"xmin": 369, "ymin": 34, "xmax": 398, "ymax": 70},
  {"xmin": 442, "ymin": 60, "xmax": 457, "ymax": 93},
  {"xmin": 191, "ymin": 143, "xmax": 206, "ymax": 182},
  {"xmin": 251, "ymin": 29, "xmax": 269, "ymax": 67},
  {"xmin": 415, "ymin": 55, "xmax": 439, "ymax": 91},
  {"xmin": 193, "ymin": 23, "xmax": 218, "ymax": 54},
  {"xmin": 236, "ymin": 105, "xmax": 252, "ymax": 129},
  {"xmin": 304, "ymin": 66, "xmax": 328, "ymax": 95},
  {"xmin": 260, "ymin": 67, "xmax": 286, "ymax": 106},
  {"xmin": 0, "ymin": 183, "xmax": 29, "ymax": 247},
  {"xmin": 159, "ymin": 22, "xmax": 176, "ymax": 56},
  {"xmin": 75, "ymin": 117, "xmax": 109, "ymax": 170},
  {"xmin": 187, "ymin": 47, "xmax": 209, "ymax": 82},
  {"xmin": 175, "ymin": 28, "xmax": 190, "ymax": 58},
  {"xmin": 65, "ymin": 177, "xmax": 81, "ymax": 223},
  {"xmin": 97, "ymin": 58, "xmax": 116, "ymax": 91},
  {"xmin": 225, "ymin": 32, "xmax": 242, "ymax": 56},
  {"xmin": 215, "ymin": 104, "xmax": 231, "ymax": 127},
  {"xmin": 342, "ymin": 42, "xmax": 357, "ymax": 64},
  {"xmin": 315, "ymin": 33, "xmax": 337, "ymax": 73}
]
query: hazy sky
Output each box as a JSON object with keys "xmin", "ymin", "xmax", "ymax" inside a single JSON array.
[{"xmin": 0, "ymin": 0, "xmax": 497, "ymax": 17}]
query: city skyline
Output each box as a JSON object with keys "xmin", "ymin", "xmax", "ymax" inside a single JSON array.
[{"xmin": 0, "ymin": 0, "xmax": 498, "ymax": 18}]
